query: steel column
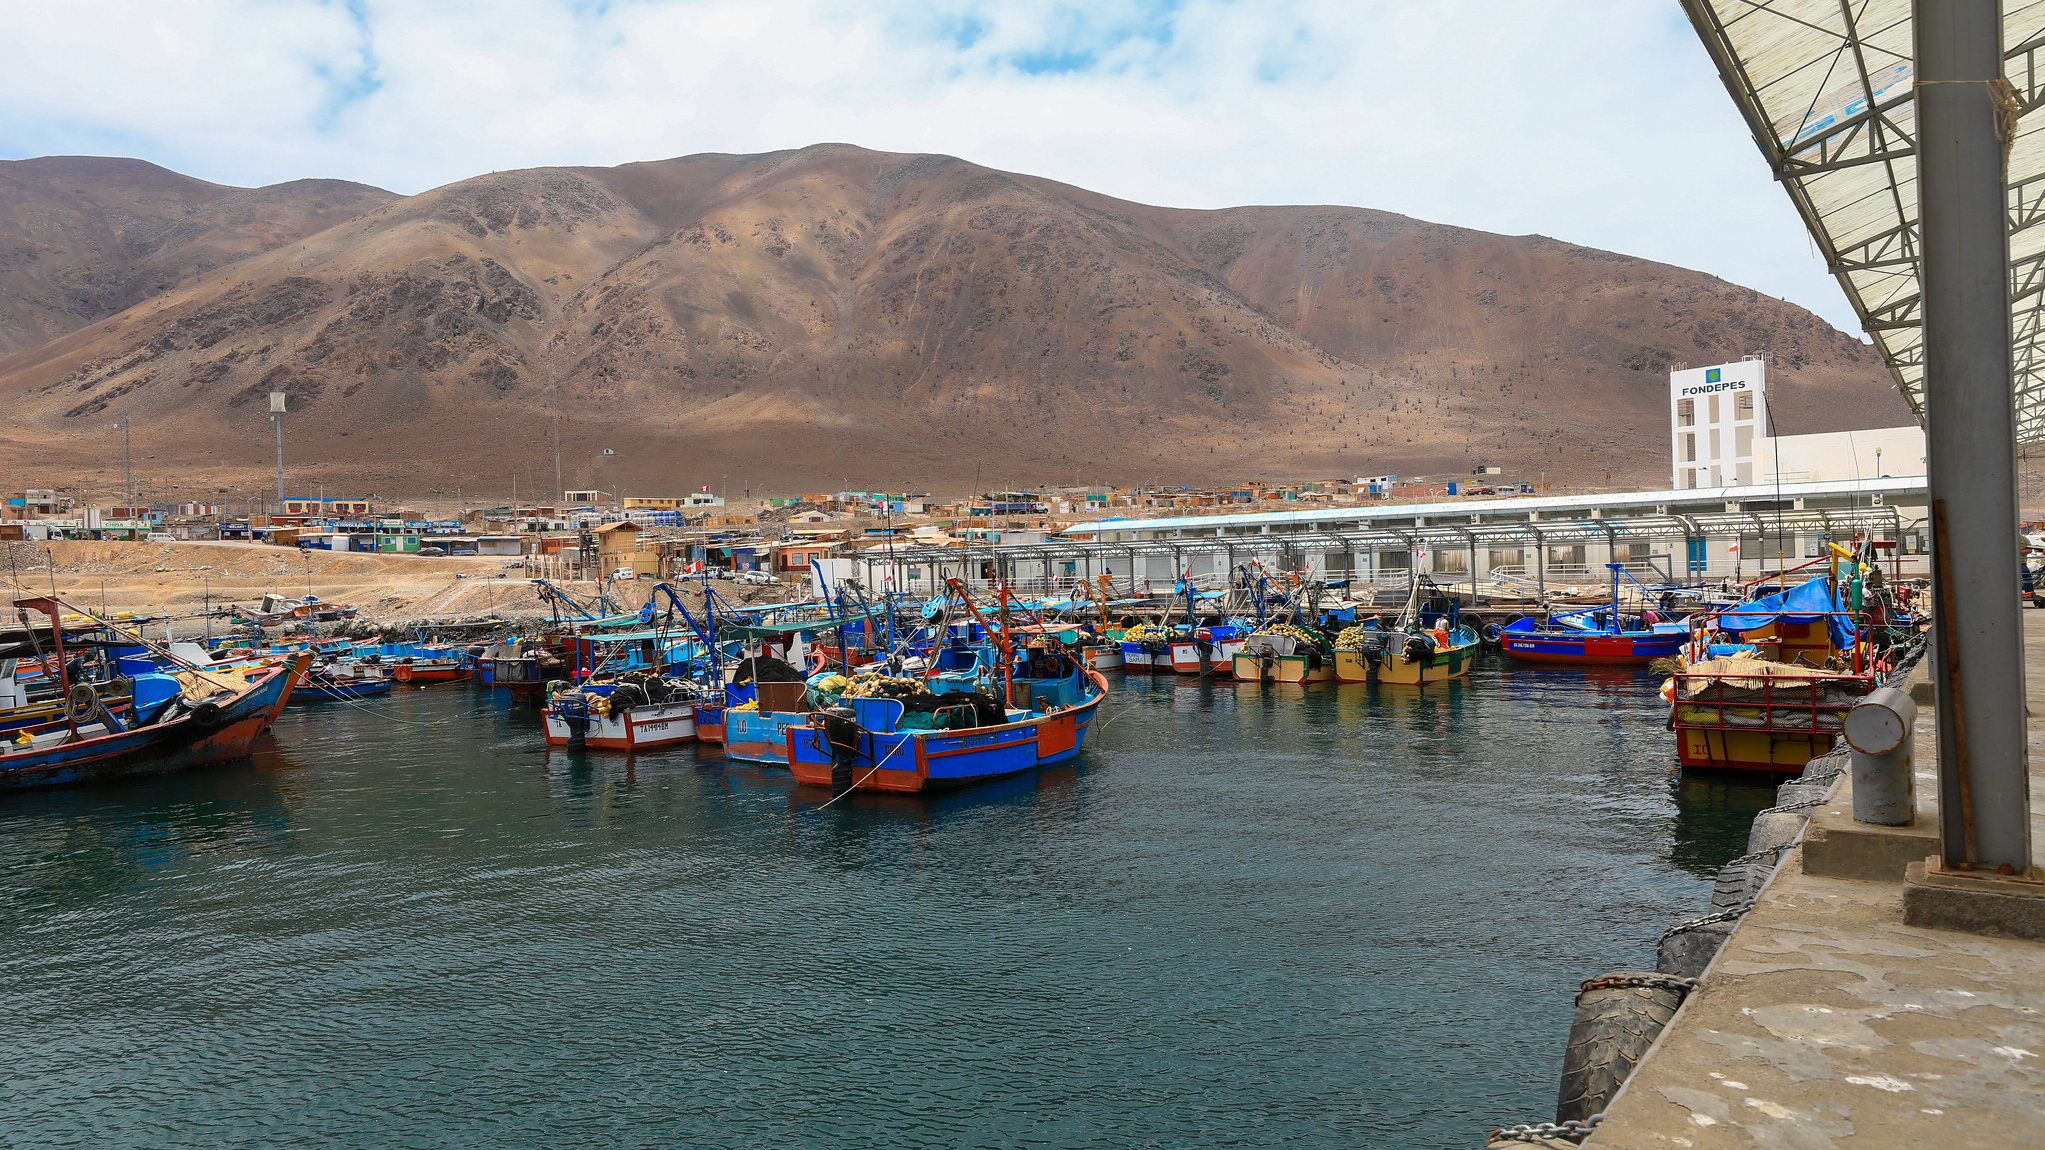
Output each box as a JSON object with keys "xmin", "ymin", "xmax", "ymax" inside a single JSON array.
[{"xmin": 1917, "ymin": 0, "xmax": 2033, "ymax": 871}]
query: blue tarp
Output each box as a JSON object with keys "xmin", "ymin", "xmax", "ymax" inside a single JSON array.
[{"xmin": 1719, "ymin": 576, "xmax": 1855, "ymax": 649}]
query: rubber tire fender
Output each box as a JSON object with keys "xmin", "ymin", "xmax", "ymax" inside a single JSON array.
[
  {"xmin": 1555, "ymin": 973, "xmax": 1687, "ymax": 1123},
  {"xmin": 190, "ymin": 700, "xmax": 227, "ymax": 730}
]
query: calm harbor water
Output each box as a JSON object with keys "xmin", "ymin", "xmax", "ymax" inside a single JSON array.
[{"xmin": 0, "ymin": 658, "xmax": 1773, "ymax": 1148}]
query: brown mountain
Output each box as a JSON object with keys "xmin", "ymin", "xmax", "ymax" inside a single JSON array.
[
  {"xmin": 0, "ymin": 144, "xmax": 1907, "ymax": 499},
  {"xmin": 0, "ymin": 157, "xmax": 396, "ymax": 358}
]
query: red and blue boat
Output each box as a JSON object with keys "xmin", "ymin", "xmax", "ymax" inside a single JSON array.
[{"xmin": 1498, "ymin": 564, "xmax": 1690, "ymax": 666}]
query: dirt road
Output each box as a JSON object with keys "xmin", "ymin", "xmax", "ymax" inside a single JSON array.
[{"xmin": 1, "ymin": 540, "xmax": 791, "ymax": 636}]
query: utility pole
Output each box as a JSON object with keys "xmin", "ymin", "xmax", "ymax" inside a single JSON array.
[
  {"xmin": 1915, "ymin": 0, "xmax": 2031, "ymax": 876},
  {"xmin": 270, "ymin": 392, "xmax": 286, "ymax": 503},
  {"xmin": 121, "ymin": 410, "xmax": 133, "ymax": 515}
]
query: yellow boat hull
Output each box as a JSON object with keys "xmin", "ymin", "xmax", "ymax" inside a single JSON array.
[
  {"xmin": 1229, "ymin": 652, "xmax": 1335, "ymax": 683},
  {"xmin": 1334, "ymin": 641, "xmax": 1476, "ymax": 684}
]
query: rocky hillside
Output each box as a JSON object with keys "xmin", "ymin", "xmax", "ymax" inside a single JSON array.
[{"xmin": 0, "ymin": 145, "xmax": 1906, "ymax": 496}]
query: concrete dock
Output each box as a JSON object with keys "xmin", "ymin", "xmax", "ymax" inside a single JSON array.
[{"xmin": 1585, "ymin": 610, "xmax": 2045, "ymax": 1148}]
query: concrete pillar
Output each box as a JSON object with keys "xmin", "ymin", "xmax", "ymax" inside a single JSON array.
[{"xmin": 1916, "ymin": 0, "xmax": 2032, "ymax": 872}]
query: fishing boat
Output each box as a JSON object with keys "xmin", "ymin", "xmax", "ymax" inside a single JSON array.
[
  {"xmin": 1167, "ymin": 620, "xmax": 1248, "ymax": 676},
  {"xmin": 1226, "ymin": 575, "xmax": 1339, "ymax": 683},
  {"xmin": 480, "ymin": 637, "xmax": 564, "ymax": 703},
  {"xmin": 1231, "ymin": 627, "xmax": 1337, "ymax": 682},
  {"xmin": 1498, "ymin": 564, "xmax": 1689, "ymax": 666},
  {"xmin": 1668, "ymin": 657, "xmax": 1874, "ymax": 775},
  {"xmin": 1664, "ymin": 543, "xmax": 1919, "ymax": 775},
  {"xmin": 389, "ymin": 658, "xmax": 472, "ymax": 684},
  {"xmin": 1077, "ymin": 640, "xmax": 1123, "ymax": 671},
  {"xmin": 785, "ymin": 580, "xmax": 1106, "ymax": 794},
  {"xmin": 1333, "ymin": 594, "xmax": 1480, "ymax": 685},
  {"xmin": 1118, "ymin": 622, "xmax": 1176, "ymax": 672},
  {"xmin": 543, "ymin": 675, "xmax": 707, "ymax": 751},
  {"xmin": 290, "ymin": 672, "xmax": 394, "ymax": 703},
  {"xmin": 2, "ymin": 597, "xmax": 310, "ymax": 790}
]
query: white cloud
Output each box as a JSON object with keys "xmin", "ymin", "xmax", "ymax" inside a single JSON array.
[{"xmin": 0, "ymin": 0, "xmax": 1856, "ymax": 331}]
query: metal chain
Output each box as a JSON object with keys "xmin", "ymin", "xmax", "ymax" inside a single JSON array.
[
  {"xmin": 1662, "ymin": 899, "xmax": 1757, "ymax": 937},
  {"xmin": 1759, "ymin": 796, "xmax": 1828, "ymax": 816},
  {"xmin": 1491, "ymin": 1113, "xmax": 1602, "ymax": 1143},
  {"xmin": 1724, "ymin": 843, "xmax": 1790, "ymax": 868},
  {"xmin": 1576, "ymin": 973, "xmax": 1699, "ymax": 1003}
]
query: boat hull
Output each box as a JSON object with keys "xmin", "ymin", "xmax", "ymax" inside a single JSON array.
[
  {"xmin": 1335, "ymin": 641, "xmax": 1476, "ymax": 684},
  {"xmin": 693, "ymin": 703, "xmax": 726, "ymax": 745},
  {"xmin": 1118, "ymin": 642, "xmax": 1169, "ymax": 672},
  {"xmin": 1079, "ymin": 644, "xmax": 1122, "ymax": 670},
  {"xmin": 1168, "ymin": 638, "xmax": 1242, "ymax": 676},
  {"xmin": 1230, "ymin": 652, "xmax": 1335, "ymax": 683},
  {"xmin": 0, "ymin": 654, "xmax": 308, "ymax": 790},
  {"xmin": 391, "ymin": 662, "xmax": 471, "ymax": 684},
  {"xmin": 1675, "ymin": 726, "xmax": 1835, "ymax": 775},
  {"xmin": 291, "ymin": 679, "xmax": 393, "ymax": 702},
  {"xmin": 786, "ymin": 674, "xmax": 1105, "ymax": 794},
  {"xmin": 543, "ymin": 698, "xmax": 699, "ymax": 750},
  {"xmin": 723, "ymin": 708, "xmax": 808, "ymax": 763},
  {"xmin": 1499, "ymin": 627, "xmax": 1687, "ymax": 666}
]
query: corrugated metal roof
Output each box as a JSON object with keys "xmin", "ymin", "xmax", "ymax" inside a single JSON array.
[
  {"xmin": 1061, "ymin": 476, "xmax": 1926, "ymax": 536},
  {"xmin": 1682, "ymin": 0, "xmax": 2045, "ymax": 445}
]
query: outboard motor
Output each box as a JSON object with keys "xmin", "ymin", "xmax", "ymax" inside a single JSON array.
[{"xmin": 822, "ymin": 706, "xmax": 860, "ymax": 794}]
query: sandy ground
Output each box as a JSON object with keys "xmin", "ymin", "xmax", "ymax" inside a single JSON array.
[{"xmin": 1, "ymin": 540, "xmax": 794, "ymax": 637}]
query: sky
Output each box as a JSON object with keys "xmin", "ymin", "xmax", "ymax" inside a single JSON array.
[{"xmin": 0, "ymin": 0, "xmax": 1863, "ymax": 333}]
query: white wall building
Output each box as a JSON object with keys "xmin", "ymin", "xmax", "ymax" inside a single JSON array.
[
  {"xmin": 1754, "ymin": 425, "xmax": 1925, "ymax": 483},
  {"xmin": 1671, "ymin": 358, "xmax": 1767, "ymax": 488}
]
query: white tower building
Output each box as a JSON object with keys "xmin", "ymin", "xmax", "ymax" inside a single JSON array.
[{"xmin": 1670, "ymin": 357, "xmax": 1767, "ymax": 488}]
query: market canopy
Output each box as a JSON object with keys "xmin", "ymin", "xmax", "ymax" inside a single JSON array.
[{"xmin": 1683, "ymin": 0, "xmax": 2045, "ymax": 444}]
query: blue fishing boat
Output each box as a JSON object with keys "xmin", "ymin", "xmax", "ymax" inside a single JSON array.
[
  {"xmin": 3, "ymin": 596, "xmax": 310, "ymax": 790},
  {"xmin": 1498, "ymin": 564, "xmax": 1690, "ymax": 666},
  {"xmin": 786, "ymin": 664, "xmax": 1106, "ymax": 794},
  {"xmin": 290, "ymin": 673, "xmax": 394, "ymax": 703},
  {"xmin": 786, "ymin": 579, "xmax": 1107, "ymax": 793}
]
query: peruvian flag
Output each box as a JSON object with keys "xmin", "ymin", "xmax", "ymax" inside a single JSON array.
[{"xmin": 1728, "ymin": 541, "xmax": 1740, "ymax": 553}]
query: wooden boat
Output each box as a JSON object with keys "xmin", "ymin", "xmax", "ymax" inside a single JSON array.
[
  {"xmin": 1498, "ymin": 564, "xmax": 1689, "ymax": 667},
  {"xmin": 1078, "ymin": 642, "xmax": 1122, "ymax": 671},
  {"xmin": 786, "ymin": 666, "xmax": 1106, "ymax": 794},
  {"xmin": 3, "ymin": 598, "xmax": 310, "ymax": 789},
  {"xmin": 1334, "ymin": 623, "xmax": 1479, "ymax": 685},
  {"xmin": 543, "ymin": 681, "xmax": 703, "ymax": 751},
  {"xmin": 482, "ymin": 638, "xmax": 564, "ymax": 702},
  {"xmin": 1499, "ymin": 616, "xmax": 1688, "ymax": 666},
  {"xmin": 1669, "ymin": 657, "xmax": 1873, "ymax": 774},
  {"xmin": 389, "ymin": 659, "xmax": 471, "ymax": 684},
  {"xmin": 1230, "ymin": 631, "xmax": 1336, "ymax": 682},
  {"xmin": 693, "ymin": 697, "xmax": 726, "ymax": 744},
  {"xmin": 290, "ymin": 674, "xmax": 394, "ymax": 703},
  {"xmin": 1118, "ymin": 625, "xmax": 1175, "ymax": 673},
  {"xmin": 723, "ymin": 706, "xmax": 808, "ymax": 762},
  {"xmin": 1168, "ymin": 622, "xmax": 1247, "ymax": 676}
]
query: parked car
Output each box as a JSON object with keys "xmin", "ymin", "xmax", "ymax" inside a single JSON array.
[
  {"xmin": 735, "ymin": 570, "xmax": 778, "ymax": 585},
  {"xmin": 418, "ymin": 546, "xmax": 447, "ymax": 557},
  {"xmin": 147, "ymin": 532, "xmax": 175, "ymax": 542}
]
